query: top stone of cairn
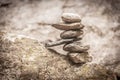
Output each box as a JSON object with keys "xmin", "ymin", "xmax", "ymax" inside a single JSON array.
[{"xmin": 61, "ymin": 13, "xmax": 81, "ymax": 23}]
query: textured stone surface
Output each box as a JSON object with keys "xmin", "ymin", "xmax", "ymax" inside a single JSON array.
[
  {"xmin": 79, "ymin": 64, "xmax": 117, "ymax": 80},
  {"xmin": 0, "ymin": 36, "xmax": 117, "ymax": 80}
]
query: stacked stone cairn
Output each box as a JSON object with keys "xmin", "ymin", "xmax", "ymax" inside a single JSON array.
[{"xmin": 46, "ymin": 13, "xmax": 92, "ymax": 64}]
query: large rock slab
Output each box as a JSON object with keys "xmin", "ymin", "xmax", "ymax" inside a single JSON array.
[{"xmin": 0, "ymin": 36, "xmax": 117, "ymax": 80}]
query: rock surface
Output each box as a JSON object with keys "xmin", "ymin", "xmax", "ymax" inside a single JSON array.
[{"xmin": 0, "ymin": 36, "xmax": 117, "ymax": 80}]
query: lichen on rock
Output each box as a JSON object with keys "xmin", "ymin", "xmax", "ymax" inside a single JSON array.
[
  {"xmin": 0, "ymin": 34, "xmax": 117, "ymax": 80},
  {"xmin": 79, "ymin": 64, "xmax": 117, "ymax": 80}
]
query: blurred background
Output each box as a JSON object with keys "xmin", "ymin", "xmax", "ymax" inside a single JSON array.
[{"xmin": 0, "ymin": 0, "xmax": 119, "ymax": 41}]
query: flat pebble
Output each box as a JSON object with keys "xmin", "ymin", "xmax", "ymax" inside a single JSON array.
[
  {"xmin": 60, "ymin": 30, "xmax": 83, "ymax": 39},
  {"xmin": 52, "ymin": 23, "xmax": 84, "ymax": 30},
  {"xmin": 63, "ymin": 42, "xmax": 90, "ymax": 52},
  {"xmin": 68, "ymin": 52, "xmax": 92, "ymax": 64},
  {"xmin": 62, "ymin": 13, "xmax": 81, "ymax": 23},
  {"xmin": 45, "ymin": 38, "xmax": 81, "ymax": 47}
]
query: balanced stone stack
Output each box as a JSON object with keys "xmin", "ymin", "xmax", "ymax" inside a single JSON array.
[{"xmin": 46, "ymin": 13, "xmax": 92, "ymax": 64}]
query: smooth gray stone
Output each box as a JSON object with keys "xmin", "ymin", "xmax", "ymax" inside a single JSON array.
[
  {"xmin": 52, "ymin": 23, "xmax": 84, "ymax": 30},
  {"xmin": 60, "ymin": 30, "xmax": 83, "ymax": 39},
  {"xmin": 63, "ymin": 42, "xmax": 90, "ymax": 52},
  {"xmin": 61, "ymin": 13, "xmax": 81, "ymax": 23}
]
